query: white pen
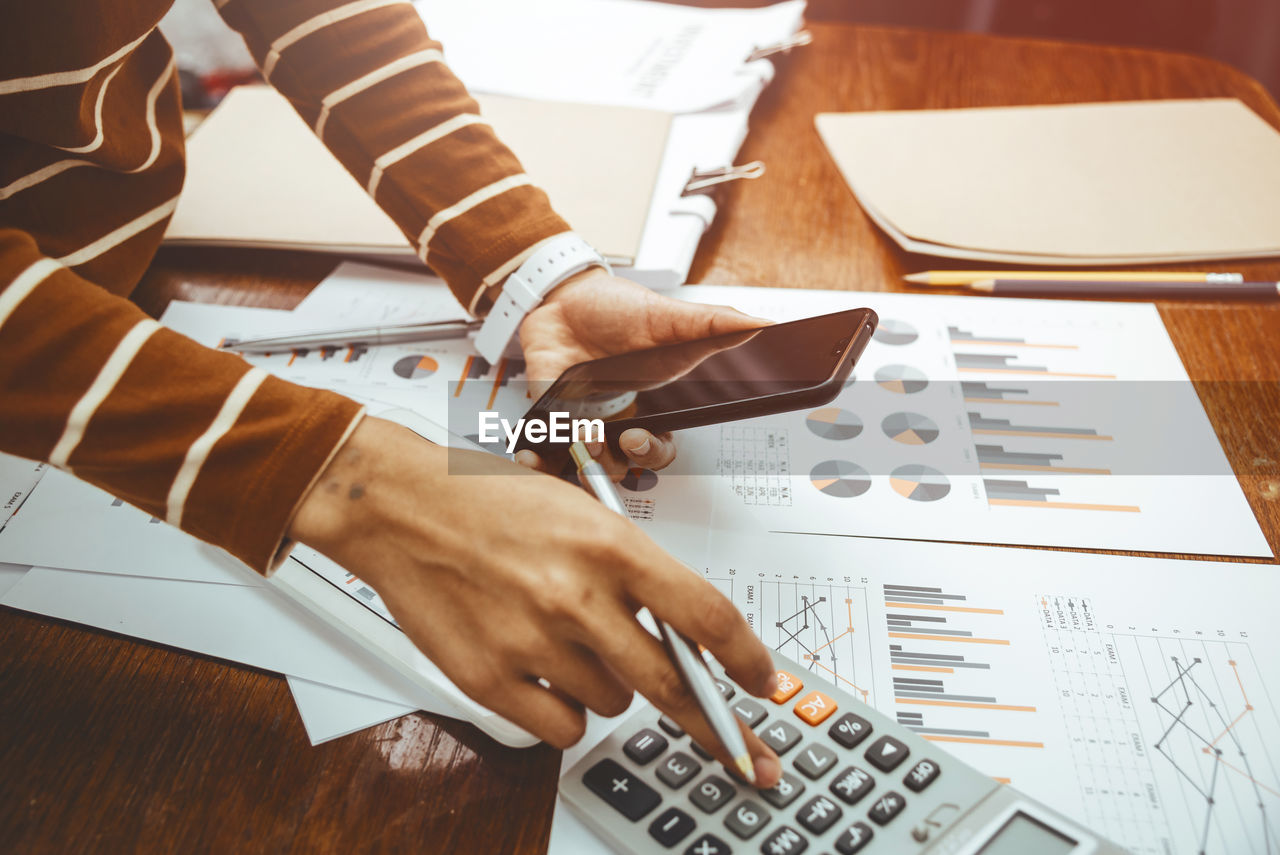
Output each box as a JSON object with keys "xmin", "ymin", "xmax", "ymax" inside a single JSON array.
[
  {"xmin": 568, "ymin": 441, "xmax": 757, "ymax": 784},
  {"xmin": 218, "ymin": 318, "xmax": 481, "ymax": 354}
]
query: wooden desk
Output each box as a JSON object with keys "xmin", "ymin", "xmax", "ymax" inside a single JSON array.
[{"xmin": 3, "ymin": 23, "xmax": 1278, "ymax": 854}]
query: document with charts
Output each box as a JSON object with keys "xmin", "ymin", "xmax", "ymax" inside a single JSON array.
[
  {"xmin": 639, "ymin": 285, "xmax": 1270, "ymax": 558},
  {"xmin": 702, "ymin": 532, "xmax": 1280, "ymax": 855}
]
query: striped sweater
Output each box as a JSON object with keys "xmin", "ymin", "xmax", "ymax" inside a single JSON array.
[{"xmin": 0, "ymin": 1, "xmax": 570, "ymax": 570}]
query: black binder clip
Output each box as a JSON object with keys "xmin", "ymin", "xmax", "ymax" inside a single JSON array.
[
  {"xmin": 682, "ymin": 161, "xmax": 766, "ymax": 197},
  {"xmin": 745, "ymin": 30, "xmax": 813, "ymax": 64}
]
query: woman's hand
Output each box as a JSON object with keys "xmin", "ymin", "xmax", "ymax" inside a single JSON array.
[
  {"xmin": 288, "ymin": 416, "xmax": 783, "ymax": 787},
  {"xmin": 516, "ymin": 268, "xmax": 766, "ymax": 475}
]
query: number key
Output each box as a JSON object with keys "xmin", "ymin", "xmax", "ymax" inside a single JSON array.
[
  {"xmin": 761, "ymin": 720, "xmax": 802, "ymax": 755},
  {"xmin": 724, "ymin": 799, "xmax": 771, "ymax": 839},
  {"xmin": 793, "ymin": 690, "xmax": 837, "ymax": 726},
  {"xmin": 759, "ymin": 771, "xmax": 806, "ymax": 808},
  {"xmin": 690, "ymin": 774, "xmax": 736, "ymax": 813},
  {"xmin": 656, "ymin": 751, "xmax": 702, "ymax": 789},
  {"xmin": 793, "ymin": 743, "xmax": 838, "ymax": 780},
  {"xmin": 732, "ymin": 698, "xmax": 768, "ymax": 728}
]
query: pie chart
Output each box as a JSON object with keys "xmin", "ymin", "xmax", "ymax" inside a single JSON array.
[
  {"xmin": 806, "ymin": 407, "xmax": 863, "ymax": 440},
  {"xmin": 890, "ymin": 464, "xmax": 951, "ymax": 502},
  {"xmin": 873, "ymin": 319, "xmax": 918, "ymax": 346},
  {"xmin": 392, "ymin": 354, "xmax": 439, "ymax": 380},
  {"xmin": 621, "ymin": 468, "xmax": 658, "ymax": 492},
  {"xmin": 810, "ymin": 460, "xmax": 872, "ymax": 498},
  {"xmin": 882, "ymin": 412, "xmax": 939, "ymax": 445},
  {"xmin": 875, "ymin": 364, "xmax": 929, "ymax": 394}
]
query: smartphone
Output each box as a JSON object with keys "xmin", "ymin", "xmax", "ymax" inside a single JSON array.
[{"xmin": 510, "ymin": 307, "xmax": 877, "ymax": 467}]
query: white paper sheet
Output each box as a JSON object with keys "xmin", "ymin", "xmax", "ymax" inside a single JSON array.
[
  {"xmin": 417, "ymin": 0, "xmax": 804, "ymax": 113},
  {"xmin": 698, "ymin": 532, "xmax": 1280, "ymax": 855},
  {"xmin": 0, "ymin": 562, "xmax": 29, "ymax": 598},
  {"xmin": 636, "ymin": 285, "xmax": 1270, "ymax": 557},
  {"xmin": 0, "ymin": 452, "xmax": 46, "ymax": 531},
  {"xmin": 286, "ymin": 676, "xmax": 418, "ymax": 745},
  {"xmin": 0, "ymin": 567, "xmax": 450, "ymax": 712}
]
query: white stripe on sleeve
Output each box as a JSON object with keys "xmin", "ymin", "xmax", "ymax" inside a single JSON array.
[
  {"xmin": 56, "ymin": 195, "xmax": 179, "ymax": 268},
  {"xmin": 47, "ymin": 319, "xmax": 162, "ymax": 468},
  {"xmin": 166, "ymin": 367, "xmax": 269, "ymax": 527},
  {"xmin": 366, "ymin": 113, "xmax": 487, "ymax": 198},
  {"xmin": 316, "ymin": 49, "xmax": 443, "ymax": 140},
  {"xmin": 0, "ymin": 31, "xmax": 150, "ymax": 95},
  {"xmin": 0, "ymin": 258, "xmax": 62, "ymax": 330},
  {"xmin": 416, "ymin": 174, "xmax": 533, "ymax": 259},
  {"xmin": 262, "ymin": 0, "xmax": 402, "ymax": 81}
]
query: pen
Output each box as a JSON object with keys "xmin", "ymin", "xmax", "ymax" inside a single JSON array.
[
  {"xmin": 218, "ymin": 318, "xmax": 481, "ymax": 353},
  {"xmin": 568, "ymin": 441, "xmax": 757, "ymax": 785},
  {"xmin": 904, "ymin": 270, "xmax": 1248, "ymax": 287},
  {"xmin": 968, "ymin": 279, "xmax": 1280, "ymax": 299}
]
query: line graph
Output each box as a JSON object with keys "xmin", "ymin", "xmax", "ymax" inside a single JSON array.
[
  {"xmin": 709, "ymin": 574, "xmax": 875, "ymax": 706},
  {"xmin": 1040, "ymin": 593, "xmax": 1280, "ymax": 854}
]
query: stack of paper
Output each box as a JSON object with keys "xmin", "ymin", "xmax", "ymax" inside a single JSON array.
[
  {"xmin": 816, "ymin": 98, "xmax": 1280, "ymax": 265},
  {"xmin": 165, "ymin": 0, "xmax": 808, "ymax": 288}
]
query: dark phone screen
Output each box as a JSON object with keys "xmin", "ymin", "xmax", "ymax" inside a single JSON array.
[{"xmin": 529, "ymin": 309, "xmax": 873, "ymax": 420}]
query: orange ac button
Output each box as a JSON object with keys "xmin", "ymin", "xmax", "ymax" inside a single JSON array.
[
  {"xmin": 770, "ymin": 670, "xmax": 803, "ymax": 704},
  {"xmin": 794, "ymin": 689, "xmax": 838, "ymax": 726}
]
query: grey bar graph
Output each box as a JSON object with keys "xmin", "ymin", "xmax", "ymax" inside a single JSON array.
[
  {"xmin": 948, "ymin": 326, "xmax": 1025, "ymax": 344},
  {"xmin": 983, "ymin": 479, "xmax": 1061, "ymax": 502},
  {"xmin": 968, "ymin": 413, "xmax": 1100, "ymax": 437}
]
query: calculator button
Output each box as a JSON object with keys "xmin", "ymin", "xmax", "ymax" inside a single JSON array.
[
  {"xmin": 828, "ymin": 766, "xmax": 875, "ymax": 805},
  {"xmin": 761, "ymin": 720, "xmax": 803, "ymax": 755},
  {"xmin": 793, "ymin": 743, "xmax": 839, "ymax": 780},
  {"xmin": 793, "ymin": 690, "xmax": 837, "ymax": 726},
  {"xmin": 863, "ymin": 735, "xmax": 909, "ymax": 772},
  {"xmin": 827, "ymin": 713, "xmax": 872, "ymax": 749},
  {"xmin": 759, "ymin": 825, "xmax": 808, "ymax": 854},
  {"xmin": 650, "ymin": 807, "xmax": 697, "ymax": 848},
  {"xmin": 731, "ymin": 698, "xmax": 768, "ymax": 728},
  {"xmin": 903, "ymin": 758, "xmax": 941, "ymax": 792},
  {"xmin": 796, "ymin": 794, "xmax": 843, "ymax": 834},
  {"xmin": 867, "ymin": 791, "xmax": 906, "ymax": 826},
  {"xmin": 659, "ymin": 715, "xmax": 686, "ymax": 738},
  {"xmin": 656, "ymin": 751, "xmax": 703, "ymax": 789},
  {"xmin": 625, "ymin": 728, "xmax": 670, "ymax": 765},
  {"xmin": 724, "ymin": 799, "xmax": 771, "ymax": 839},
  {"xmin": 690, "ymin": 741, "xmax": 714, "ymax": 761},
  {"xmin": 684, "ymin": 833, "xmax": 733, "ymax": 855},
  {"xmin": 690, "ymin": 774, "xmax": 737, "ymax": 813},
  {"xmin": 582, "ymin": 758, "xmax": 662, "ymax": 821},
  {"xmin": 834, "ymin": 822, "xmax": 874, "ymax": 854},
  {"xmin": 758, "ymin": 771, "xmax": 806, "ymax": 808},
  {"xmin": 715, "ymin": 679, "xmax": 737, "ymax": 701},
  {"xmin": 770, "ymin": 671, "xmax": 804, "ymax": 704}
]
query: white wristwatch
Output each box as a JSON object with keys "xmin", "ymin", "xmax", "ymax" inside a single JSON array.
[{"xmin": 474, "ymin": 233, "xmax": 610, "ymax": 363}]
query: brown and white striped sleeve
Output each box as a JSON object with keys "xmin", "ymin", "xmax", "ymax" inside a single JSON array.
[
  {"xmin": 0, "ymin": 229, "xmax": 364, "ymax": 571},
  {"xmin": 214, "ymin": 0, "xmax": 573, "ymax": 315}
]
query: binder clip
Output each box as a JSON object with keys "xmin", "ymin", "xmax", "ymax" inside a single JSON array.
[
  {"xmin": 682, "ymin": 161, "xmax": 766, "ymax": 197},
  {"xmin": 745, "ymin": 30, "xmax": 813, "ymax": 64}
]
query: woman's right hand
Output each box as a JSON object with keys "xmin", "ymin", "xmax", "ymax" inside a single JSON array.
[{"xmin": 288, "ymin": 415, "xmax": 783, "ymax": 787}]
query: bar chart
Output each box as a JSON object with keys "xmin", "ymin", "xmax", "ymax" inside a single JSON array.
[{"xmin": 883, "ymin": 583, "xmax": 1043, "ymax": 752}]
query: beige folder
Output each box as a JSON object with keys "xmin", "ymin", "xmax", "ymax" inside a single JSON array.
[
  {"xmin": 166, "ymin": 85, "xmax": 672, "ymax": 266},
  {"xmin": 816, "ymin": 98, "xmax": 1280, "ymax": 265}
]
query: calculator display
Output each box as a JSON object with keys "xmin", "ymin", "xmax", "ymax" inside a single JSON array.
[{"xmin": 977, "ymin": 812, "xmax": 1076, "ymax": 855}]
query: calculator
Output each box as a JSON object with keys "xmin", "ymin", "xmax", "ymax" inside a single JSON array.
[{"xmin": 560, "ymin": 649, "xmax": 1128, "ymax": 855}]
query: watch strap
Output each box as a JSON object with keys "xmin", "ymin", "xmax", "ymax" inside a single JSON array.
[{"xmin": 474, "ymin": 233, "xmax": 609, "ymax": 363}]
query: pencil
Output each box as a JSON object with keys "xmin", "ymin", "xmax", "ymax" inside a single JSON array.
[
  {"xmin": 969, "ymin": 279, "xmax": 1280, "ymax": 299},
  {"xmin": 904, "ymin": 270, "xmax": 1247, "ymax": 287}
]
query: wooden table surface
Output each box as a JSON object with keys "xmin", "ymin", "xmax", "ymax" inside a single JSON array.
[{"xmin": 3, "ymin": 21, "xmax": 1278, "ymax": 855}]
